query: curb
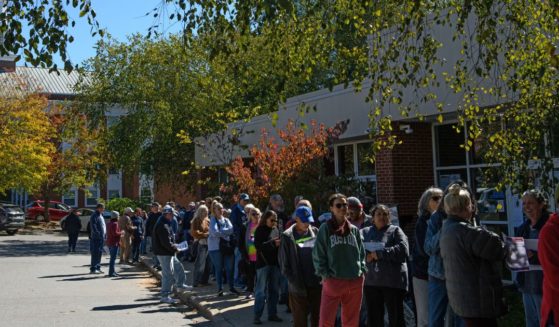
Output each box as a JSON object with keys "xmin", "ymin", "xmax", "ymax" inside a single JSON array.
[{"xmin": 139, "ymin": 256, "xmax": 226, "ymax": 324}]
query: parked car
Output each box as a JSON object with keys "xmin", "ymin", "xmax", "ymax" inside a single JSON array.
[
  {"xmin": 60, "ymin": 208, "xmax": 112, "ymax": 232},
  {"xmin": 0, "ymin": 202, "xmax": 25, "ymax": 235},
  {"xmin": 26, "ymin": 200, "xmax": 71, "ymax": 222}
]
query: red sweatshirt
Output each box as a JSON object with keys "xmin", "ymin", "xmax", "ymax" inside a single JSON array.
[
  {"xmin": 539, "ymin": 212, "xmax": 559, "ymax": 327},
  {"xmin": 106, "ymin": 220, "xmax": 122, "ymax": 247}
]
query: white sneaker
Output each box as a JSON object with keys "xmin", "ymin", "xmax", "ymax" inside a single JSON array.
[
  {"xmin": 160, "ymin": 297, "xmax": 179, "ymax": 304},
  {"xmin": 176, "ymin": 285, "xmax": 193, "ymax": 292}
]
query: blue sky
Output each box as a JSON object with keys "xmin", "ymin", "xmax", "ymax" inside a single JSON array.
[{"xmin": 57, "ymin": 1, "xmax": 182, "ymax": 66}]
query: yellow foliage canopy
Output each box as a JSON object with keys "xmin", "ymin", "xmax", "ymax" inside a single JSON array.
[{"xmin": 0, "ymin": 94, "xmax": 55, "ymax": 194}]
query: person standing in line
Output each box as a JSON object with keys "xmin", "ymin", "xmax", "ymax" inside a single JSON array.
[
  {"xmin": 89, "ymin": 203, "xmax": 106, "ymax": 274},
  {"xmin": 361, "ymin": 204, "xmax": 409, "ymax": 327},
  {"xmin": 153, "ymin": 205, "xmax": 192, "ymax": 304},
  {"xmin": 239, "ymin": 207, "xmax": 261, "ymax": 299},
  {"xmin": 267, "ymin": 194, "xmax": 290, "ymax": 307},
  {"xmin": 514, "ymin": 189, "xmax": 550, "ymax": 327},
  {"xmin": 131, "ymin": 208, "xmax": 144, "ymax": 264},
  {"xmin": 312, "ymin": 193, "xmax": 367, "ymax": 327},
  {"xmin": 106, "ymin": 211, "xmax": 122, "ymax": 277},
  {"xmin": 208, "ymin": 202, "xmax": 239, "ymax": 297},
  {"xmin": 347, "ymin": 197, "xmax": 372, "ymax": 229},
  {"xmin": 279, "ymin": 206, "xmax": 321, "ymax": 327},
  {"xmin": 539, "ymin": 186, "xmax": 559, "ymax": 327},
  {"xmin": 425, "ymin": 180, "xmax": 472, "ymax": 327},
  {"xmin": 65, "ymin": 208, "xmax": 82, "ymax": 253},
  {"xmin": 253, "ymin": 210, "xmax": 283, "ymax": 324},
  {"xmin": 140, "ymin": 208, "xmax": 149, "ymax": 254},
  {"xmin": 413, "ymin": 187, "xmax": 444, "ymax": 327},
  {"xmin": 440, "ymin": 184, "xmax": 507, "ymax": 327},
  {"xmin": 119, "ymin": 207, "xmax": 136, "ymax": 264},
  {"xmin": 230, "ymin": 193, "xmax": 250, "ymax": 288},
  {"xmin": 190, "ymin": 204, "xmax": 211, "ymax": 287},
  {"xmin": 145, "ymin": 202, "xmax": 162, "ymax": 270}
]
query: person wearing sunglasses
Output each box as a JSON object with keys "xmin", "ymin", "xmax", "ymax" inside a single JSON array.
[
  {"xmin": 412, "ymin": 187, "xmax": 443, "ymax": 327},
  {"xmin": 312, "ymin": 193, "xmax": 367, "ymax": 327},
  {"xmin": 253, "ymin": 210, "xmax": 283, "ymax": 324}
]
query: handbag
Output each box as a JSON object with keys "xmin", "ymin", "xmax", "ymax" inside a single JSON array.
[{"xmin": 217, "ymin": 218, "xmax": 236, "ymax": 255}]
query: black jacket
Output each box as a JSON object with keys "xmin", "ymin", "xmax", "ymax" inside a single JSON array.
[
  {"xmin": 152, "ymin": 218, "xmax": 176, "ymax": 256},
  {"xmin": 412, "ymin": 212, "xmax": 430, "ymax": 280},
  {"xmin": 254, "ymin": 225, "xmax": 279, "ymax": 269},
  {"xmin": 145, "ymin": 212, "xmax": 161, "ymax": 237},
  {"xmin": 65, "ymin": 213, "xmax": 82, "ymax": 234},
  {"xmin": 440, "ymin": 216, "xmax": 507, "ymax": 318}
]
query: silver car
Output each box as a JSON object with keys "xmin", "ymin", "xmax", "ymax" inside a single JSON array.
[{"xmin": 60, "ymin": 208, "xmax": 112, "ymax": 232}]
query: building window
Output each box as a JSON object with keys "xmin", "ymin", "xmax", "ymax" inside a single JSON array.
[
  {"xmin": 108, "ymin": 190, "xmax": 121, "ymax": 200},
  {"xmin": 62, "ymin": 188, "xmax": 77, "ymax": 207},
  {"xmin": 435, "ymin": 124, "xmax": 466, "ymax": 167},
  {"xmin": 337, "ymin": 144, "xmax": 355, "ymax": 176},
  {"xmin": 86, "ymin": 185, "xmax": 99, "ymax": 207},
  {"xmin": 357, "ymin": 142, "xmax": 375, "ymax": 176}
]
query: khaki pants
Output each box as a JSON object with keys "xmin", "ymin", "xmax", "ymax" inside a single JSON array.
[{"xmin": 119, "ymin": 233, "xmax": 132, "ymax": 262}]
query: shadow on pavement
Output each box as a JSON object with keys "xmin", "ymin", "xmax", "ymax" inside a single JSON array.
[
  {"xmin": 140, "ymin": 306, "xmax": 188, "ymax": 314},
  {"xmin": 91, "ymin": 301, "xmax": 161, "ymax": 311},
  {"xmin": 58, "ymin": 275, "xmax": 105, "ymax": 282},
  {"xmin": 0, "ymin": 239, "xmax": 83, "ymax": 257},
  {"xmin": 39, "ymin": 273, "xmax": 91, "ymax": 279}
]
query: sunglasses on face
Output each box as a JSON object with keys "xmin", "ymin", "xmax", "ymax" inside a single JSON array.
[
  {"xmin": 431, "ymin": 196, "xmax": 442, "ymax": 201},
  {"xmin": 334, "ymin": 203, "xmax": 348, "ymax": 209}
]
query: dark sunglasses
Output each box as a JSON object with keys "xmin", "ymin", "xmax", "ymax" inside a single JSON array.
[
  {"xmin": 334, "ymin": 203, "xmax": 348, "ymax": 209},
  {"xmin": 431, "ymin": 196, "xmax": 442, "ymax": 201}
]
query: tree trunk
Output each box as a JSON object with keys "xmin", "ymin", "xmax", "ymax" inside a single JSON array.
[{"xmin": 43, "ymin": 196, "xmax": 50, "ymax": 222}]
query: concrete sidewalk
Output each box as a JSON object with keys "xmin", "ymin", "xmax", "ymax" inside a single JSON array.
[{"xmin": 140, "ymin": 255, "xmax": 292, "ymax": 326}]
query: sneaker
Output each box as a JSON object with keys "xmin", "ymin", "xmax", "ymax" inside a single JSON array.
[
  {"xmin": 177, "ymin": 285, "xmax": 193, "ymax": 292},
  {"xmin": 217, "ymin": 289, "xmax": 224, "ymax": 297},
  {"xmin": 253, "ymin": 318, "xmax": 262, "ymax": 325},
  {"xmin": 108, "ymin": 273, "xmax": 120, "ymax": 277},
  {"xmin": 268, "ymin": 316, "xmax": 283, "ymax": 322},
  {"xmin": 229, "ymin": 288, "xmax": 240, "ymax": 296},
  {"xmin": 245, "ymin": 293, "xmax": 254, "ymax": 299},
  {"xmin": 160, "ymin": 297, "xmax": 179, "ymax": 304}
]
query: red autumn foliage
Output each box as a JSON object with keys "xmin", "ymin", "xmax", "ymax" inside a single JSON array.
[{"xmin": 224, "ymin": 119, "xmax": 344, "ymax": 205}]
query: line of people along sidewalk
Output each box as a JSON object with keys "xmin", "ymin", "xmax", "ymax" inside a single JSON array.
[{"xmin": 81, "ymin": 184, "xmax": 559, "ymax": 327}]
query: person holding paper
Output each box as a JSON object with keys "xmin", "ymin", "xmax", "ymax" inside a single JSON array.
[
  {"xmin": 440, "ymin": 184, "xmax": 507, "ymax": 327},
  {"xmin": 539, "ymin": 187, "xmax": 559, "ymax": 327},
  {"xmin": 515, "ymin": 189, "xmax": 551, "ymax": 327},
  {"xmin": 278, "ymin": 206, "xmax": 321, "ymax": 327},
  {"xmin": 361, "ymin": 204, "xmax": 409, "ymax": 327},
  {"xmin": 312, "ymin": 193, "xmax": 366, "ymax": 327}
]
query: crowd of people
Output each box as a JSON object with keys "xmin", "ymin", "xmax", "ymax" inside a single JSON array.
[{"xmin": 74, "ymin": 184, "xmax": 559, "ymax": 327}]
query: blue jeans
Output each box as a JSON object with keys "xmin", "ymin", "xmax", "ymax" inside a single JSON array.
[
  {"xmin": 208, "ymin": 250, "xmax": 234, "ymax": 291},
  {"xmin": 146, "ymin": 236, "xmax": 160, "ymax": 266},
  {"xmin": 157, "ymin": 255, "xmax": 187, "ymax": 297},
  {"xmin": 192, "ymin": 242, "xmax": 210, "ymax": 285},
  {"xmin": 254, "ymin": 265, "xmax": 281, "ymax": 319},
  {"xmin": 234, "ymin": 247, "xmax": 244, "ymax": 286},
  {"xmin": 522, "ymin": 292, "xmax": 543, "ymax": 327},
  {"xmin": 89, "ymin": 238, "xmax": 103, "ymax": 272},
  {"xmin": 140, "ymin": 237, "xmax": 147, "ymax": 254},
  {"xmin": 131, "ymin": 239, "xmax": 141, "ymax": 262},
  {"xmin": 428, "ymin": 277, "xmax": 463, "ymax": 327},
  {"xmin": 108, "ymin": 246, "xmax": 118, "ymax": 275}
]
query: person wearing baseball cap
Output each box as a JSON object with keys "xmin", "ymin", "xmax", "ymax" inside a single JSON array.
[{"xmin": 278, "ymin": 206, "xmax": 321, "ymax": 327}]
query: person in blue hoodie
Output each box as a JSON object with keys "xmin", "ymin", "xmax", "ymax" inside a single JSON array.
[
  {"xmin": 131, "ymin": 207, "xmax": 144, "ymax": 264},
  {"xmin": 89, "ymin": 203, "xmax": 106, "ymax": 274}
]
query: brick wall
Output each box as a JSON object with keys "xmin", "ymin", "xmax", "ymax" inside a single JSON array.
[{"xmin": 376, "ymin": 122, "xmax": 435, "ymax": 243}]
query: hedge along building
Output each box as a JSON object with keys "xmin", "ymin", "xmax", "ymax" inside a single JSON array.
[
  {"xmin": 0, "ymin": 58, "xmax": 189, "ymax": 208},
  {"xmin": 194, "ymin": 19, "xmax": 559, "ymax": 259}
]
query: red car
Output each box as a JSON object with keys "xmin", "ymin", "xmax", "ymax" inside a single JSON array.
[{"xmin": 26, "ymin": 201, "xmax": 72, "ymax": 222}]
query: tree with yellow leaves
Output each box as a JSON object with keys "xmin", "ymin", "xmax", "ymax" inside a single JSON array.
[{"xmin": 0, "ymin": 94, "xmax": 54, "ymax": 195}]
